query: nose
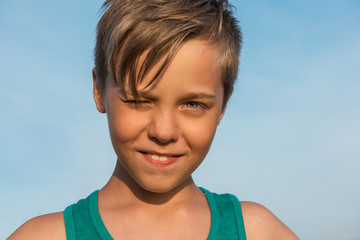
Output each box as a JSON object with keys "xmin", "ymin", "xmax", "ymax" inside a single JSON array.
[{"xmin": 147, "ymin": 108, "xmax": 179, "ymax": 145}]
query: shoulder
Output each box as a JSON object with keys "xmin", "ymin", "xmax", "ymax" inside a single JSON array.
[
  {"xmin": 240, "ymin": 201, "xmax": 299, "ymax": 240},
  {"xmin": 7, "ymin": 212, "xmax": 66, "ymax": 240}
]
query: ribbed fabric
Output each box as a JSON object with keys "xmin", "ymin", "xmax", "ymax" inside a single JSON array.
[
  {"xmin": 200, "ymin": 187, "xmax": 247, "ymax": 240},
  {"xmin": 64, "ymin": 188, "xmax": 246, "ymax": 240}
]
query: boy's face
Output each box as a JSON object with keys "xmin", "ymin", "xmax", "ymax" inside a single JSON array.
[{"xmin": 94, "ymin": 40, "xmax": 225, "ymax": 193}]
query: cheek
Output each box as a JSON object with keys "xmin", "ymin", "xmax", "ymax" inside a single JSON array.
[
  {"xmin": 107, "ymin": 109, "xmax": 148, "ymax": 144},
  {"xmin": 183, "ymin": 116, "xmax": 219, "ymax": 154}
]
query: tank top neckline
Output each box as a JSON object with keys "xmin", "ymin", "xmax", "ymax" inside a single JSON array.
[{"xmin": 87, "ymin": 187, "xmax": 218, "ymax": 240}]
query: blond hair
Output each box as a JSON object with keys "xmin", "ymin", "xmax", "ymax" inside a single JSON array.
[{"xmin": 94, "ymin": 0, "xmax": 242, "ymax": 108}]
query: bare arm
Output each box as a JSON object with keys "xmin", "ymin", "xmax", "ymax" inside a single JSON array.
[
  {"xmin": 7, "ymin": 212, "xmax": 66, "ymax": 240},
  {"xmin": 241, "ymin": 201, "xmax": 299, "ymax": 240}
]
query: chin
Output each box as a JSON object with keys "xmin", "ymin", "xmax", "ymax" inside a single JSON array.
[
  {"xmin": 137, "ymin": 176, "xmax": 191, "ymax": 195},
  {"xmin": 139, "ymin": 181, "xmax": 177, "ymax": 194}
]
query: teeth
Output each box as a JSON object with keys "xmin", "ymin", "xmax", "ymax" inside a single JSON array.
[
  {"xmin": 147, "ymin": 153, "xmax": 171, "ymax": 161},
  {"xmin": 151, "ymin": 154, "xmax": 160, "ymax": 160}
]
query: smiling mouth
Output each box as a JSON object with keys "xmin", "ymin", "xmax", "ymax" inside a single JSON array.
[
  {"xmin": 140, "ymin": 151, "xmax": 181, "ymax": 166},
  {"xmin": 147, "ymin": 153, "xmax": 172, "ymax": 161}
]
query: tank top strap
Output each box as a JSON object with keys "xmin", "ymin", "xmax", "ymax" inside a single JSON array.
[
  {"xmin": 200, "ymin": 187, "xmax": 247, "ymax": 240},
  {"xmin": 63, "ymin": 191, "xmax": 113, "ymax": 240},
  {"xmin": 88, "ymin": 191, "xmax": 114, "ymax": 239},
  {"xmin": 227, "ymin": 193, "xmax": 247, "ymax": 239},
  {"xmin": 64, "ymin": 204, "xmax": 76, "ymax": 240}
]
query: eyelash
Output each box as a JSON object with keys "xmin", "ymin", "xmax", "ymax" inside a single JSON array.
[
  {"xmin": 122, "ymin": 100, "xmax": 150, "ymax": 107},
  {"xmin": 183, "ymin": 101, "xmax": 207, "ymax": 110}
]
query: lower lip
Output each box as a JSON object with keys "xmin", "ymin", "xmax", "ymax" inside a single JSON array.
[{"xmin": 142, "ymin": 153, "xmax": 178, "ymax": 167}]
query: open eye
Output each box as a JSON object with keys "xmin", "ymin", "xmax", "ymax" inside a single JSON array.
[{"xmin": 184, "ymin": 102, "xmax": 200, "ymax": 109}]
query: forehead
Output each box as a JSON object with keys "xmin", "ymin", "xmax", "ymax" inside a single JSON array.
[{"xmin": 137, "ymin": 40, "xmax": 222, "ymax": 93}]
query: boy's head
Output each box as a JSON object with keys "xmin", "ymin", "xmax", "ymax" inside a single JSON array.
[{"xmin": 94, "ymin": 0, "xmax": 242, "ymax": 110}]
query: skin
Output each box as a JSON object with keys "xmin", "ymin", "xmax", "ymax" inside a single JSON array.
[{"xmin": 8, "ymin": 40, "xmax": 299, "ymax": 240}]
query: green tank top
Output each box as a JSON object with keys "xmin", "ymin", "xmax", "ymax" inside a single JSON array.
[{"xmin": 64, "ymin": 187, "xmax": 247, "ymax": 239}]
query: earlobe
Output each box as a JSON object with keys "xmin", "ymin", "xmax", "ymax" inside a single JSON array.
[
  {"xmin": 218, "ymin": 93, "xmax": 232, "ymax": 125},
  {"xmin": 92, "ymin": 68, "xmax": 106, "ymax": 113},
  {"xmin": 218, "ymin": 111, "xmax": 225, "ymax": 125}
]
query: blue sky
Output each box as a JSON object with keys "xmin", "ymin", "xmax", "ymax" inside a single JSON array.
[{"xmin": 1, "ymin": 1, "xmax": 359, "ymax": 239}]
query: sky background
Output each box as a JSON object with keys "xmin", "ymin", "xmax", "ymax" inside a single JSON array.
[{"xmin": 1, "ymin": 0, "xmax": 359, "ymax": 239}]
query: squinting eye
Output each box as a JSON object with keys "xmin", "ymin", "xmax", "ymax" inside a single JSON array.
[
  {"xmin": 122, "ymin": 100, "xmax": 137, "ymax": 105},
  {"xmin": 184, "ymin": 102, "xmax": 200, "ymax": 109},
  {"xmin": 126, "ymin": 100, "xmax": 141, "ymax": 105},
  {"xmin": 121, "ymin": 99, "xmax": 151, "ymax": 109}
]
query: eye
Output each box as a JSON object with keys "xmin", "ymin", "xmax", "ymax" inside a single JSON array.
[
  {"xmin": 184, "ymin": 102, "xmax": 200, "ymax": 109},
  {"xmin": 124, "ymin": 100, "xmax": 140, "ymax": 105},
  {"xmin": 121, "ymin": 99, "xmax": 152, "ymax": 110}
]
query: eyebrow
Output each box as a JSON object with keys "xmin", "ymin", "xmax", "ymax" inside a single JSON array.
[{"xmin": 179, "ymin": 92, "xmax": 217, "ymax": 100}]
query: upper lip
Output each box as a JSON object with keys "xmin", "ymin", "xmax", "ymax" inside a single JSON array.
[{"xmin": 139, "ymin": 150, "xmax": 183, "ymax": 157}]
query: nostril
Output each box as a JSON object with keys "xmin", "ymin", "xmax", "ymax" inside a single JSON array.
[{"xmin": 148, "ymin": 135, "xmax": 177, "ymax": 145}]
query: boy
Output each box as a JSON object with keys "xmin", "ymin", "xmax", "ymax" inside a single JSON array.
[{"xmin": 9, "ymin": 0, "xmax": 298, "ymax": 239}]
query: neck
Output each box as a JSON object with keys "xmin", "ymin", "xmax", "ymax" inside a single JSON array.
[{"xmin": 99, "ymin": 160, "xmax": 200, "ymax": 207}]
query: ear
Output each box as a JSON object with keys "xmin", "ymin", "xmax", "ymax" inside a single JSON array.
[
  {"xmin": 217, "ymin": 92, "xmax": 232, "ymax": 125},
  {"xmin": 92, "ymin": 68, "xmax": 106, "ymax": 113},
  {"xmin": 217, "ymin": 110, "xmax": 225, "ymax": 125}
]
